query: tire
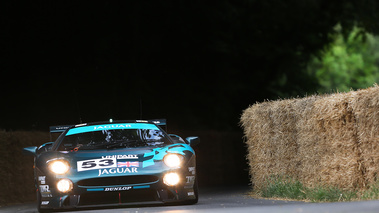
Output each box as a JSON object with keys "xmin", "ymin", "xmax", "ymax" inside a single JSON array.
[
  {"xmin": 182, "ymin": 175, "xmax": 198, "ymax": 205},
  {"xmin": 191, "ymin": 175, "xmax": 199, "ymax": 204},
  {"xmin": 37, "ymin": 189, "xmax": 50, "ymax": 213}
]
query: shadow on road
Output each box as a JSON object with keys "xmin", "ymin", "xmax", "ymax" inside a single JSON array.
[{"xmin": 0, "ymin": 184, "xmax": 303, "ymax": 213}]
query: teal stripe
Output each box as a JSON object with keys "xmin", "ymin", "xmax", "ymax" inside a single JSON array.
[
  {"xmin": 133, "ymin": 185, "xmax": 150, "ymax": 189},
  {"xmin": 142, "ymin": 159, "xmax": 155, "ymax": 168},
  {"xmin": 67, "ymin": 123, "xmax": 158, "ymax": 136},
  {"xmin": 87, "ymin": 188, "xmax": 104, "ymax": 191}
]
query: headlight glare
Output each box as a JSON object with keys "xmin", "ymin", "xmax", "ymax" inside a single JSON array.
[
  {"xmin": 57, "ymin": 179, "xmax": 73, "ymax": 193},
  {"xmin": 163, "ymin": 173, "xmax": 180, "ymax": 186},
  {"xmin": 48, "ymin": 160, "xmax": 70, "ymax": 174},
  {"xmin": 163, "ymin": 154, "xmax": 182, "ymax": 168}
]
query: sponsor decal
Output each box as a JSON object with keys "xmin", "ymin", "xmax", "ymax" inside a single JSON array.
[
  {"xmin": 186, "ymin": 176, "xmax": 195, "ymax": 184},
  {"xmin": 39, "ymin": 185, "xmax": 50, "ymax": 193},
  {"xmin": 39, "ymin": 183, "xmax": 52, "ymax": 197},
  {"xmin": 93, "ymin": 124, "xmax": 132, "ymax": 130},
  {"xmin": 41, "ymin": 193, "xmax": 52, "ymax": 198},
  {"xmin": 104, "ymin": 186, "xmax": 131, "ymax": 191},
  {"xmin": 98, "ymin": 167, "xmax": 138, "ymax": 176},
  {"xmin": 77, "ymin": 158, "xmax": 116, "ymax": 172},
  {"xmin": 102, "ymin": 154, "xmax": 138, "ymax": 159},
  {"xmin": 188, "ymin": 167, "xmax": 195, "ymax": 175},
  {"xmin": 66, "ymin": 123, "xmax": 159, "ymax": 136},
  {"xmin": 117, "ymin": 161, "xmax": 139, "ymax": 167},
  {"xmin": 38, "ymin": 176, "xmax": 46, "ymax": 184},
  {"xmin": 188, "ymin": 191, "xmax": 195, "ymax": 196}
]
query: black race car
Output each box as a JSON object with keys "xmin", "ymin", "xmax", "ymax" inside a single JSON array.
[{"xmin": 23, "ymin": 119, "xmax": 200, "ymax": 212}]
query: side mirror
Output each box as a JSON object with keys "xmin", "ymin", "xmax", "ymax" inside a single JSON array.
[
  {"xmin": 168, "ymin": 134, "xmax": 185, "ymax": 143},
  {"xmin": 186, "ymin": 136, "xmax": 200, "ymax": 147},
  {"xmin": 22, "ymin": 146, "xmax": 37, "ymax": 156},
  {"xmin": 38, "ymin": 142, "xmax": 54, "ymax": 153}
]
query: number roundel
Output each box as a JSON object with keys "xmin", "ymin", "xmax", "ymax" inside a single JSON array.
[{"xmin": 77, "ymin": 158, "xmax": 116, "ymax": 172}]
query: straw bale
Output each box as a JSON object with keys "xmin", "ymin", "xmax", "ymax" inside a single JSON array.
[
  {"xmin": 350, "ymin": 85, "xmax": 379, "ymax": 186},
  {"xmin": 293, "ymin": 95, "xmax": 323, "ymax": 187},
  {"xmin": 241, "ymin": 99, "xmax": 301, "ymax": 189},
  {"xmin": 269, "ymin": 99, "xmax": 300, "ymax": 178},
  {"xmin": 308, "ymin": 92, "xmax": 362, "ymax": 189},
  {"xmin": 241, "ymin": 101, "xmax": 272, "ymax": 189}
]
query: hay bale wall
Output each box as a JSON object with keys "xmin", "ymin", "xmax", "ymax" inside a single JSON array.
[{"xmin": 241, "ymin": 85, "xmax": 379, "ymax": 190}]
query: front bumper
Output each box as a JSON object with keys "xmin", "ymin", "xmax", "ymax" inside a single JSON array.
[{"xmin": 39, "ymin": 173, "xmax": 197, "ymax": 210}]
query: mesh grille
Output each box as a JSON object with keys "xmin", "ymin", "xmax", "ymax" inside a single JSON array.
[
  {"xmin": 78, "ymin": 175, "xmax": 159, "ymax": 186},
  {"xmin": 78, "ymin": 189, "xmax": 158, "ymax": 205}
]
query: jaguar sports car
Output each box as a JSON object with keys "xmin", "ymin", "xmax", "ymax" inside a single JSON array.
[{"xmin": 23, "ymin": 119, "xmax": 200, "ymax": 212}]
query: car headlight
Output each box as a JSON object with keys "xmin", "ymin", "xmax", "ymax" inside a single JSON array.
[
  {"xmin": 57, "ymin": 179, "xmax": 73, "ymax": 193},
  {"xmin": 48, "ymin": 160, "xmax": 70, "ymax": 174},
  {"xmin": 163, "ymin": 173, "xmax": 180, "ymax": 186},
  {"xmin": 163, "ymin": 154, "xmax": 182, "ymax": 168}
]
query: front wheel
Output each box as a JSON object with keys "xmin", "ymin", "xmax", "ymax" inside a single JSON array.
[
  {"xmin": 191, "ymin": 175, "xmax": 199, "ymax": 204},
  {"xmin": 183, "ymin": 175, "xmax": 198, "ymax": 205},
  {"xmin": 37, "ymin": 189, "xmax": 50, "ymax": 213}
]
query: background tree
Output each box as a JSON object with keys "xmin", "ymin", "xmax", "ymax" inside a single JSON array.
[{"xmin": 308, "ymin": 26, "xmax": 379, "ymax": 93}]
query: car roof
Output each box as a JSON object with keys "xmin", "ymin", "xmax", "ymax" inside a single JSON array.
[{"xmin": 50, "ymin": 119, "xmax": 166, "ymax": 133}]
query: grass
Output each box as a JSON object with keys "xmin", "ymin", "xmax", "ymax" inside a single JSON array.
[
  {"xmin": 261, "ymin": 175, "xmax": 307, "ymax": 200},
  {"xmin": 255, "ymin": 175, "xmax": 379, "ymax": 202},
  {"xmin": 306, "ymin": 186, "xmax": 358, "ymax": 202},
  {"xmin": 361, "ymin": 181, "xmax": 379, "ymax": 200}
]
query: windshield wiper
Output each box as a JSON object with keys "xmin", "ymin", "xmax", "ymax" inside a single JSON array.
[
  {"xmin": 80, "ymin": 142, "xmax": 119, "ymax": 150},
  {"xmin": 105, "ymin": 142, "xmax": 126, "ymax": 149},
  {"xmin": 85, "ymin": 140, "xmax": 143, "ymax": 149}
]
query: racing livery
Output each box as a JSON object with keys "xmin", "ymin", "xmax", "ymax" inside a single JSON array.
[{"xmin": 23, "ymin": 120, "xmax": 200, "ymax": 212}]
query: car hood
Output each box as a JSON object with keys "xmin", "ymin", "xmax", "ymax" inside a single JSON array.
[{"xmin": 51, "ymin": 143, "xmax": 193, "ymax": 180}]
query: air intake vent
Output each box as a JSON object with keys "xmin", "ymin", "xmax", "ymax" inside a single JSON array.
[{"xmin": 78, "ymin": 175, "xmax": 159, "ymax": 186}]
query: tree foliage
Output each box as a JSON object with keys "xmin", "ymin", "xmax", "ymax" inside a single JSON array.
[{"xmin": 308, "ymin": 26, "xmax": 379, "ymax": 93}]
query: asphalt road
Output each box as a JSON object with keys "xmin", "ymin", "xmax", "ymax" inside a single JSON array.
[{"xmin": 2, "ymin": 185, "xmax": 379, "ymax": 213}]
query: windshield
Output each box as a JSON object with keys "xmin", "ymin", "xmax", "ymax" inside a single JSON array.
[{"xmin": 57, "ymin": 123, "xmax": 171, "ymax": 151}]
